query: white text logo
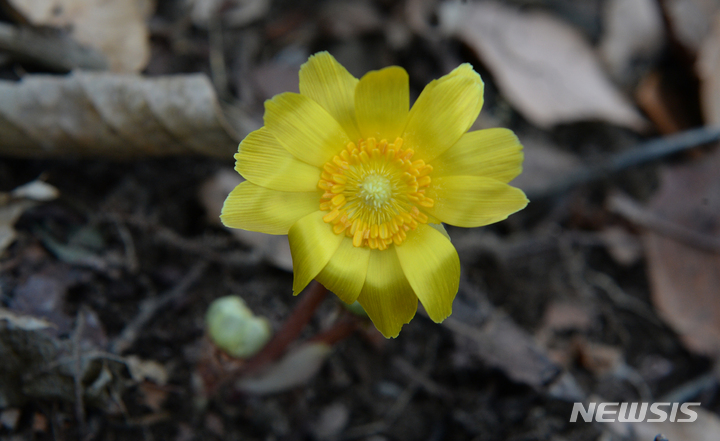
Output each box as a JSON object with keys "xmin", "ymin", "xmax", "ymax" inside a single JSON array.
[{"xmin": 569, "ymin": 402, "xmax": 700, "ymax": 423}]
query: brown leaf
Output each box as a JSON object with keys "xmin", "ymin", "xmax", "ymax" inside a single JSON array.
[
  {"xmin": 10, "ymin": 266, "xmax": 77, "ymax": 336},
  {"xmin": 698, "ymin": 15, "xmax": 720, "ymax": 125},
  {"xmin": 439, "ymin": 1, "xmax": 647, "ymax": 130},
  {"xmin": 0, "ymin": 72, "xmax": 239, "ymax": 158},
  {"xmin": 445, "ymin": 314, "xmax": 561, "ymax": 388},
  {"xmin": 598, "ymin": 0, "xmax": 664, "ymax": 82},
  {"xmin": 540, "ymin": 302, "xmax": 595, "ymax": 334},
  {"xmin": 125, "ymin": 356, "xmax": 169, "ymax": 385},
  {"xmin": 664, "ymin": 0, "xmax": 720, "ymax": 53},
  {"xmin": 0, "ymin": 180, "xmax": 59, "ymax": 254},
  {"xmin": 8, "ymin": 0, "xmax": 153, "ymax": 73},
  {"xmin": 137, "ymin": 382, "xmax": 169, "ymax": 412},
  {"xmin": 644, "ymin": 148, "xmax": 720, "ymax": 357},
  {"xmin": 191, "ymin": 0, "xmax": 270, "ymax": 28},
  {"xmin": 319, "ymin": 1, "xmax": 384, "ymax": 39},
  {"xmin": 573, "ymin": 339, "xmax": 623, "ymax": 376},
  {"xmin": 635, "ymin": 71, "xmax": 689, "ymax": 134},
  {"xmin": 599, "ymin": 227, "xmax": 643, "ymax": 267},
  {"xmin": 0, "ymin": 199, "xmax": 35, "ymax": 253},
  {"xmin": 0, "ymin": 408, "xmax": 21, "ymax": 431},
  {"xmin": 311, "ymin": 403, "xmax": 350, "ymax": 441},
  {"xmin": 237, "ymin": 343, "xmax": 332, "ymax": 395}
]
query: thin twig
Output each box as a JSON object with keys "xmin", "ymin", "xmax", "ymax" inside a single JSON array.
[
  {"xmin": 97, "ymin": 213, "xmax": 262, "ymax": 267},
  {"xmin": 391, "ymin": 356, "xmax": 452, "ymax": 400},
  {"xmin": 586, "ymin": 268, "xmax": 663, "ymax": 327},
  {"xmin": 113, "ymin": 218, "xmax": 139, "ymax": 274},
  {"xmin": 208, "ymin": 14, "xmax": 230, "ymax": 100},
  {"xmin": 532, "ymin": 125, "xmax": 720, "ymax": 199},
  {"xmin": 608, "ymin": 192, "xmax": 720, "ymax": 253},
  {"xmin": 659, "ymin": 372, "xmax": 718, "ymax": 403},
  {"xmin": 72, "ymin": 308, "xmax": 87, "ymax": 439},
  {"xmin": 110, "ymin": 262, "xmax": 208, "ymax": 354},
  {"xmin": 343, "ymin": 336, "xmax": 441, "ymax": 439}
]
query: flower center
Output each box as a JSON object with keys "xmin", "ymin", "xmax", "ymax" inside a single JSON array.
[
  {"xmin": 359, "ymin": 174, "xmax": 391, "ymax": 208},
  {"xmin": 317, "ymin": 137, "xmax": 434, "ymax": 249}
]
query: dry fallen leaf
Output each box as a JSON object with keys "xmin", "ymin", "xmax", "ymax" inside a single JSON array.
[
  {"xmin": 311, "ymin": 403, "xmax": 350, "ymax": 441},
  {"xmin": 125, "ymin": 355, "xmax": 169, "ymax": 386},
  {"xmin": 190, "ymin": 0, "xmax": 270, "ymax": 28},
  {"xmin": 445, "ymin": 314, "xmax": 562, "ymax": 389},
  {"xmin": 0, "ymin": 180, "xmax": 59, "ymax": 254},
  {"xmin": 0, "ymin": 308, "xmax": 134, "ymax": 411},
  {"xmin": 10, "ymin": 180, "xmax": 59, "ymax": 201},
  {"xmin": 598, "ymin": 0, "xmax": 664, "ymax": 81},
  {"xmin": 599, "ymin": 227, "xmax": 644, "ymax": 267},
  {"xmin": 438, "ymin": 1, "xmax": 647, "ymax": 130},
  {"xmin": 8, "ymin": 0, "xmax": 153, "ymax": 72},
  {"xmin": 0, "ymin": 308, "xmax": 61, "ymax": 407},
  {"xmin": 644, "ymin": 148, "xmax": 720, "ymax": 357},
  {"xmin": 236, "ymin": 343, "xmax": 332, "ymax": 395},
  {"xmin": 0, "ymin": 200, "xmax": 35, "ymax": 254},
  {"xmin": 0, "ymin": 72, "xmax": 239, "ymax": 158},
  {"xmin": 635, "ymin": 71, "xmax": 690, "ymax": 134},
  {"xmin": 540, "ymin": 302, "xmax": 595, "ymax": 335},
  {"xmin": 573, "ymin": 339, "xmax": 624, "ymax": 377},
  {"xmin": 664, "ymin": 0, "xmax": 720, "ymax": 53},
  {"xmin": 0, "ymin": 408, "xmax": 21, "ymax": 431},
  {"xmin": 698, "ymin": 15, "xmax": 720, "ymax": 125},
  {"xmin": 9, "ymin": 265, "xmax": 82, "ymax": 336},
  {"xmin": 319, "ymin": 1, "xmax": 384, "ymax": 39},
  {"xmin": 199, "ymin": 169, "xmax": 293, "ymax": 272}
]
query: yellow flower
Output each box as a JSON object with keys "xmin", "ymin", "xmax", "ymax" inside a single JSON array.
[{"xmin": 221, "ymin": 52, "xmax": 528, "ymax": 338}]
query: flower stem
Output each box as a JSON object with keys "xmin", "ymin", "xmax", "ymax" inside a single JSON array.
[
  {"xmin": 241, "ymin": 280, "xmax": 329, "ymax": 375},
  {"xmin": 310, "ymin": 314, "xmax": 360, "ymax": 346}
]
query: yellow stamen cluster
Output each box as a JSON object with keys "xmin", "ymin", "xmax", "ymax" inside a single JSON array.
[{"xmin": 318, "ymin": 137, "xmax": 434, "ymax": 249}]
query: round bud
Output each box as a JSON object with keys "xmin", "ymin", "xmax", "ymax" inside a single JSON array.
[{"xmin": 206, "ymin": 296, "xmax": 272, "ymax": 358}]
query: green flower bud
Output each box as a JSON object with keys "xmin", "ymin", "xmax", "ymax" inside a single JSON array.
[{"xmin": 206, "ymin": 296, "xmax": 272, "ymax": 358}]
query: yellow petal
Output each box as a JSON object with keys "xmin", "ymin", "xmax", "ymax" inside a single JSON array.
[
  {"xmin": 424, "ymin": 176, "xmax": 529, "ymax": 228},
  {"xmin": 264, "ymin": 92, "xmax": 351, "ymax": 167},
  {"xmin": 357, "ymin": 249, "xmax": 418, "ymax": 338},
  {"xmin": 221, "ymin": 181, "xmax": 319, "ymax": 234},
  {"xmin": 355, "ymin": 66, "xmax": 409, "ymax": 141},
  {"xmin": 403, "ymin": 64, "xmax": 484, "ymax": 162},
  {"xmin": 235, "ymin": 127, "xmax": 322, "ymax": 192},
  {"xmin": 289, "ymin": 211, "xmax": 345, "ymax": 295},
  {"xmin": 428, "ymin": 223, "xmax": 451, "ymax": 241},
  {"xmin": 299, "ymin": 51, "xmax": 361, "ymax": 141},
  {"xmin": 440, "ymin": 64, "xmax": 484, "ymax": 118},
  {"xmin": 395, "ymin": 224, "xmax": 459, "ymax": 323},
  {"xmin": 316, "ymin": 237, "xmax": 371, "ymax": 304},
  {"xmin": 432, "ymin": 128, "xmax": 523, "ymax": 183}
]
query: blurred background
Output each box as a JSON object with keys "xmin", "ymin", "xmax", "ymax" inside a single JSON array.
[{"xmin": 1, "ymin": 0, "xmax": 720, "ymax": 440}]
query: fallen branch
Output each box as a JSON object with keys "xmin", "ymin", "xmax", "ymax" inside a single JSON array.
[
  {"xmin": 608, "ymin": 192, "xmax": 720, "ymax": 254},
  {"xmin": 533, "ymin": 125, "xmax": 720, "ymax": 199},
  {"xmin": 110, "ymin": 262, "xmax": 208, "ymax": 354}
]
